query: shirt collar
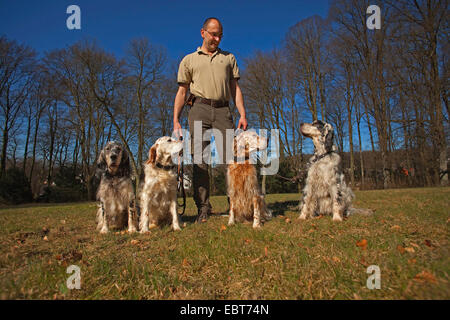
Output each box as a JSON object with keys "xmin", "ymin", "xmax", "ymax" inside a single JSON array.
[{"xmin": 197, "ymin": 46, "xmax": 221, "ymax": 57}]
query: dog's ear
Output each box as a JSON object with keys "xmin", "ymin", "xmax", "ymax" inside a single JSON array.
[
  {"xmin": 147, "ymin": 144, "xmax": 158, "ymax": 164},
  {"xmin": 119, "ymin": 147, "xmax": 131, "ymax": 177},
  {"xmin": 324, "ymin": 124, "xmax": 334, "ymax": 152},
  {"xmin": 95, "ymin": 149, "xmax": 107, "ymax": 179}
]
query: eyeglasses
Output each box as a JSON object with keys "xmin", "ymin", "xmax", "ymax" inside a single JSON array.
[{"xmin": 204, "ymin": 29, "xmax": 223, "ymax": 39}]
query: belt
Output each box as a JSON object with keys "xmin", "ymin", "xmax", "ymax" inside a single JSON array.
[{"xmin": 196, "ymin": 97, "xmax": 229, "ymax": 108}]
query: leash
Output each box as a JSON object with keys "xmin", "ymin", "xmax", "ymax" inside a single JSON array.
[{"xmin": 176, "ymin": 137, "xmax": 186, "ymax": 216}]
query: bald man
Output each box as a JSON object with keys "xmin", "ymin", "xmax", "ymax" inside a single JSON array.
[{"xmin": 173, "ymin": 17, "xmax": 248, "ymax": 223}]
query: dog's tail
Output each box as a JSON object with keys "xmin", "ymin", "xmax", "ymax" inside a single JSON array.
[{"xmin": 346, "ymin": 207, "xmax": 375, "ymax": 217}]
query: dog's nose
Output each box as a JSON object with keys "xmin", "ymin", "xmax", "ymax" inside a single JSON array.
[{"xmin": 110, "ymin": 155, "xmax": 117, "ymax": 160}]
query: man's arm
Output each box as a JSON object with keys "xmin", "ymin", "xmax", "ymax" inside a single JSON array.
[
  {"xmin": 230, "ymin": 78, "xmax": 248, "ymax": 130},
  {"xmin": 173, "ymin": 84, "xmax": 189, "ymax": 137}
]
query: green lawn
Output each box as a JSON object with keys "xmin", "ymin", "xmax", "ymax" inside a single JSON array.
[{"xmin": 0, "ymin": 187, "xmax": 449, "ymax": 299}]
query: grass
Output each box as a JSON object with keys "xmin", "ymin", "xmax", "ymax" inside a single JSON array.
[{"xmin": 0, "ymin": 187, "xmax": 449, "ymax": 300}]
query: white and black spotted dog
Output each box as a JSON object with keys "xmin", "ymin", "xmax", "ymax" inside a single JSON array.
[
  {"xmin": 299, "ymin": 120, "xmax": 359, "ymax": 221},
  {"xmin": 95, "ymin": 141, "xmax": 138, "ymax": 233}
]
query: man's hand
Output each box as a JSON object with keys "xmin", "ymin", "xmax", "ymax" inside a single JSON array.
[
  {"xmin": 173, "ymin": 120, "xmax": 183, "ymax": 139},
  {"xmin": 173, "ymin": 84, "xmax": 188, "ymax": 139},
  {"xmin": 230, "ymin": 79, "xmax": 248, "ymax": 130},
  {"xmin": 237, "ymin": 117, "xmax": 248, "ymax": 130}
]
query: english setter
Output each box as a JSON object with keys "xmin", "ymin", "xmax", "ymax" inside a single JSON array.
[
  {"xmin": 227, "ymin": 130, "xmax": 272, "ymax": 228},
  {"xmin": 139, "ymin": 136, "xmax": 183, "ymax": 232},
  {"xmin": 96, "ymin": 141, "xmax": 138, "ymax": 233},
  {"xmin": 298, "ymin": 120, "xmax": 355, "ymax": 221}
]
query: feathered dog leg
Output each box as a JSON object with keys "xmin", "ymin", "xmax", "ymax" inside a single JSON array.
[
  {"xmin": 99, "ymin": 201, "xmax": 109, "ymax": 234},
  {"xmin": 128, "ymin": 199, "xmax": 138, "ymax": 233}
]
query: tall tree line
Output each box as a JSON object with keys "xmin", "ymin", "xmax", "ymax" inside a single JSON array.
[{"xmin": 0, "ymin": 0, "xmax": 448, "ymax": 201}]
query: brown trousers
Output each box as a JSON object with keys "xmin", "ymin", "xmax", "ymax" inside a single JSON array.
[{"xmin": 188, "ymin": 101, "xmax": 235, "ymax": 214}]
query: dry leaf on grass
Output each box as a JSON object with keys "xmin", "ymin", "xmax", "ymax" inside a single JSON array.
[
  {"xmin": 397, "ymin": 245, "xmax": 406, "ymax": 254},
  {"xmin": 424, "ymin": 239, "xmax": 434, "ymax": 248},
  {"xmin": 414, "ymin": 271, "xmax": 437, "ymax": 284},
  {"xmin": 404, "ymin": 247, "xmax": 415, "ymax": 253},
  {"xmin": 285, "ymin": 218, "xmax": 291, "ymax": 224},
  {"xmin": 356, "ymin": 239, "xmax": 368, "ymax": 250},
  {"xmin": 332, "ymin": 256, "xmax": 341, "ymax": 263},
  {"xmin": 220, "ymin": 225, "xmax": 227, "ymax": 232},
  {"xmin": 390, "ymin": 225, "xmax": 401, "ymax": 231},
  {"xmin": 182, "ymin": 258, "xmax": 190, "ymax": 267},
  {"xmin": 130, "ymin": 239, "xmax": 139, "ymax": 245},
  {"xmin": 408, "ymin": 258, "xmax": 416, "ymax": 264},
  {"xmin": 264, "ymin": 246, "xmax": 268, "ymax": 256}
]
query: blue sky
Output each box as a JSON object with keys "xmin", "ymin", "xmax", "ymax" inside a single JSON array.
[
  {"xmin": 2, "ymin": 0, "xmax": 373, "ymax": 154},
  {"xmin": 0, "ymin": 0, "xmax": 330, "ymax": 63}
]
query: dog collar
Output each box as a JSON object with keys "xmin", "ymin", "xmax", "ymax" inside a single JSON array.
[
  {"xmin": 155, "ymin": 162, "xmax": 176, "ymax": 171},
  {"xmin": 310, "ymin": 150, "xmax": 334, "ymax": 164}
]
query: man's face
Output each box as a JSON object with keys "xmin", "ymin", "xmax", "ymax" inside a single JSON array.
[{"xmin": 201, "ymin": 19, "xmax": 223, "ymax": 52}]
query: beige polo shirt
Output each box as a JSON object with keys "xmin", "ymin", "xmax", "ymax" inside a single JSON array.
[{"xmin": 177, "ymin": 47, "xmax": 240, "ymax": 101}]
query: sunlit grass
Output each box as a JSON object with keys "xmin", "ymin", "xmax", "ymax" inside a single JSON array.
[{"xmin": 0, "ymin": 187, "xmax": 449, "ymax": 299}]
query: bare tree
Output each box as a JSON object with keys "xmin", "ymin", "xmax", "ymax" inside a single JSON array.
[{"xmin": 0, "ymin": 36, "xmax": 35, "ymax": 177}]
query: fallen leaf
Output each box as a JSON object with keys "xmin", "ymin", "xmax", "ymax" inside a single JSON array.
[
  {"xmin": 182, "ymin": 258, "xmax": 190, "ymax": 266},
  {"xmin": 130, "ymin": 239, "xmax": 139, "ymax": 245},
  {"xmin": 390, "ymin": 225, "xmax": 401, "ymax": 231},
  {"xmin": 244, "ymin": 239, "xmax": 251, "ymax": 244},
  {"xmin": 404, "ymin": 247, "xmax": 415, "ymax": 253},
  {"xmin": 264, "ymin": 246, "xmax": 268, "ymax": 256},
  {"xmin": 410, "ymin": 242, "xmax": 420, "ymax": 249},
  {"xmin": 332, "ymin": 256, "xmax": 341, "ymax": 263},
  {"xmin": 424, "ymin": 240, "xmax": 433, "ymax": 247},
  {"xmin": 43, "ymin": 236, "xmax": 49, "ymax": 241},
  {"xmin": 356, "ymin": 239, "xmax": 368, "ymax": 250},
  {"xmin": 220, "ymin": 225, "xmax": 227, "ymax": 232},
  {"xmin": 408, "ymin": 258, "xmax": 416, "ymax": 264},
  {"xmin": 414, "ymin": 271, "xmax": 437, "ymax": 284},
  {"xmin": 397, "ymin": 245, "xmax": 406, "ymax": 254},
  {"xmin": 285, "ymin": 218, "xmax": 291, "ymax": 224},
  {"xmin": 251, "ymin": 257, "xmax": 261, "ymax": 264}
]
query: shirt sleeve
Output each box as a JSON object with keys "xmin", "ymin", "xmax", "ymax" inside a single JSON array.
[
  {"xmin": 177, "ymin": 55, "xmax": 192, "ymax": 84},
  {"xmin": 229, "ymin": 54, "xmax": 240, "ymax": 80}
]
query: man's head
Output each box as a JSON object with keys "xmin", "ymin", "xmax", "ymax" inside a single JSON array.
[{"xmin": 201, "ymin": 17, "xmax": 223, "ymax": 53}]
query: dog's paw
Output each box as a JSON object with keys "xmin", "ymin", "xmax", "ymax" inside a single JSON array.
[
  {"xmin": 332, "ymin": 215, "xmax": 343, "ymax": 222},
  {"xmin": 139, "ymin": 228, "xmax": 149, "ymax": 234},
  {"xmin": 100, "ymin": 228, "xmax": 109, "ymax": 234},
  {"xmin": 298, "ymin": 214, "xmax": 307, "ymax": 220},
  {"xmin": 128, "ymin": 227, "xmax": 137, "ymax": 233},
  {"xmin": 252, "ymin": 223, "xmax": 262, "ymax": 229},
  {"xmin": 227, "ymin": 219, "xmax": 235, "ymax": 226},
  {"xmin": 173, "ymin": 225, "xmax": 181, "ymax": 231}
]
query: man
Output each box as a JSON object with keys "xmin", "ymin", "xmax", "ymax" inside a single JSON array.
[{"xmin": 173, "ymin": 17, "xmax": 248, "ymax": 223}]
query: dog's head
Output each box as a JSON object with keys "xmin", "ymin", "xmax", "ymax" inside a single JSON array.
[
  {"xmin": 147, "ymin": 136, "xmax": 183, "ymax": 167},
  {"xmin": 300, "ymin": 120, "xmax": 334, "ymax": 153},
  {"xmin": 96, "ymin": 141, "xmax": 130, "ymax": 177},
  {"xmin": 234, "ymin": 129, "xmax": 267, "ymax": 159}
]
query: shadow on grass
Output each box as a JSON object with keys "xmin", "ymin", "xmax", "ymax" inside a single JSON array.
[{"xmin": 267, "ymin": 200, "xmax": 299, "ymax": 217}]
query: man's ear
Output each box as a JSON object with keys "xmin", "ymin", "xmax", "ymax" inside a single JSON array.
[{"xmin": 147, "ymin": 144, "xmax": 158, "ymax": 164}]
